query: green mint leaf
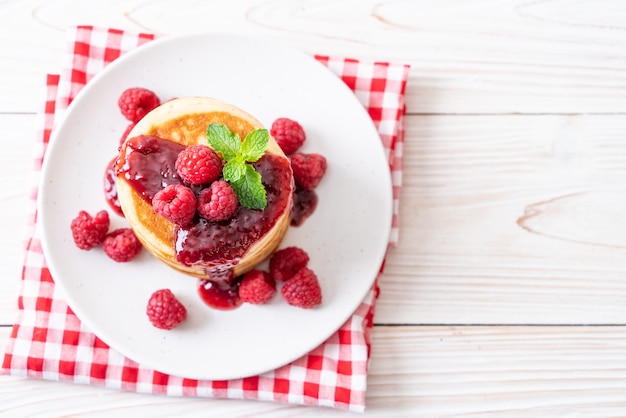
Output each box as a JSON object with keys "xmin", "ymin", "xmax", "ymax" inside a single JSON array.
[
  {"xmin": 222, "ymin": 159, "xmax": 246, "ymax": 182},
  {"xmin": 205, "ymin": 123, "xmax": 269, "ymax": 209},
  {"xmin": 206, "ymin": 123, "xmax": 241, "ymax": 161},
  {"xmin": 240, "ymin": 129, "xmax": 269, "ymax": 162},
  {"xmin": 231, "ymin": 164, "xmax": 267, "ymax": 209}
]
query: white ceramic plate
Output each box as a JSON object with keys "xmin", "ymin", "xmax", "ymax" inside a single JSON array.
[{"xmin": 39, "ymin": 33, "xmax": 391, "ymax": 380}]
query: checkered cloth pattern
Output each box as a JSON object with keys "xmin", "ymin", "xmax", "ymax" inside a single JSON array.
[{"xmin": 1, "ymin": 26, "xmax": 409, "ymax": 412}]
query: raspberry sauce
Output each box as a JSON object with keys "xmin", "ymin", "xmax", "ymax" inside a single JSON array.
[
  {"xmin": 103, "ymin": 157, "xmax": 124, "ymax": 217},
  {"xmin": 197, "ymin": 279, "xmax": 242, "ymax": 310},
  {"xmin": 117, "ymin": 135, "xmax": 293, "ymax": 309},
  {"xmin": 176, "ymin": 155, "xmax": 292, "ymax": 269},
  {"xmin": 290, "ymin": 187, "xmax": 318, "ymax": 226},
  {"xmin": 117, "ymin": 135, "xmax": 186, "ymax": 202}
]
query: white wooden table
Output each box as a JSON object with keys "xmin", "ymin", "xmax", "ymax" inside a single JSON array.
[{"xmin": 2, "ymin": 1, "xmax": 626, "ymax": 416}]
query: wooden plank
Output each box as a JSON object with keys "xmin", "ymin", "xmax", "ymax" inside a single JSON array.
[
  {"xmin": 1, "ymin": 0, "xmax": 626, "ymax": 113},
  {"xmin": 1, "ymin": 326, "xmax": 625, "ymax": 416},
  {"xmin": 375, "ymin": 114, "xmax": 626, "ymax": 324},
  {"xmin": 366, "ymin": 326, "xmax": 626, "ymax": 416}
]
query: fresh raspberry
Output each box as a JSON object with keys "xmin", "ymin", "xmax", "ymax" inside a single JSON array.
[
  {"xmin": 281, "ymin": 267, "xmax": 322, "ymax": 308},
  {"xmin": 70, "ymin": 210, "xmax": 110, "ymax": 250},
  {"xmin": 152, "ymin": 184, "xmax": 197, "ymax": 226},
  {"xmin": 239, "ymin": 270, "xmax": 276, "ymax": 304},
  {"xmin": 102, "ymin": 228, "xmax": 142, "ymax": 262},
  {"xmin": 197, "ymin": 180, "xmax": 239, "ymax": 221},
  {"xmin": 175, "ymin": 145, "xmax": 223, "ymax": 185},
  {"xmin": 269, "ymin": 246, "xmax": 310, "ymax": 282},
  {"xmin": 270, "ymin": 117, "xmax": 306, "ymax": 155},
  {"xmin": 119, "ymin": 122, "xmax": 136, "ymax": 145},
  {"xmin": 118, "ymin": 87, "xmax": 161, "ymax": 123},
  {"xmin": 290, "ymin": 153, "xmax": 327, "ymax": 191},
  {"xmin": 146, "ymin": 289, "xmax": 187, "ymax": 330}
]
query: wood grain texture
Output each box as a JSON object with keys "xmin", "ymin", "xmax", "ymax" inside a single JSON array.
[
  {"xmin": 1, "ymin": 0, "xmax": 626, "ymax": 113},
  {"xmin": 376, "ymin": 114, "xmax": 626, "ymax": 324},
  {"xmin": 2, "ymin": 326, "xmax": 626, "ymax": 416}
]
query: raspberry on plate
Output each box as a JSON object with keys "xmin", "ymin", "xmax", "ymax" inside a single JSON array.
[
  {"xmin": 152, "ymin": 184, "xmax": 197, "ymax": 226},
  {"xmin": 281, "ymin": 267, "xmax": 322, "ymax": 309},
  {"xmin": 270, "ymin": 117, "xmax": 306, "ymax": 155},
  {"xmin": 239, "ymin": 269, "xmax": 276, "ymax": 304},
  {"xmin": 118, "ymin": 87, "xmax": 161, "ymax": 123},
  {"xmin": 70, "ymin": 210, "xmax": 110, "ymax": 250},
  {"xmin": 269, "ymin": 246, "xmax": 310, "ymax": 282},
  {"xmin": 197, "ymin": 180, "xmax": 239, "ymax": 221},
  {"xmin": 290, "ymin": 153, "xmax": 327, "ymax": 191},
  {"xmin": 146, "ymin": 289, "xmax": 187, "ymax": 330},
  {"xmin": 175, "ymin": 144, "xmax": 223, "ymax": 186},
  {"xmin": 102, "ymin": 228, "xmax": 142, "ymax": 262}
]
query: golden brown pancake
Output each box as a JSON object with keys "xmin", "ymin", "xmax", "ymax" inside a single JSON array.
[{"xmin": 116, "ymin": 97, "xmax": 292, "ymax": 280}]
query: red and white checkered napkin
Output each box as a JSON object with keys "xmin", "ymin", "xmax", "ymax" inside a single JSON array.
[{"xmin": 1, "ymin": 26, "xmax": 409, "ymax": 412}]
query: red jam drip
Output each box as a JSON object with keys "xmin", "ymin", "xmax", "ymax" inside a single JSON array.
[
  {"xmin": 176, "ymin": 154, "xmax": 293, "ymax": 268},
  {"xmin": 290, "ymin": 187, "xmax": 318, "ymax": 226},
  {"xmin": 103, "ymin": 157, "xmax": 124, "ymax": 217},
  {"xmin": 116, "ymin": 135, "xmax": 187, "ymax": 202},
  {"xmin": 198, "ymin": 279, "xmax": 242, "ymax": 310}
]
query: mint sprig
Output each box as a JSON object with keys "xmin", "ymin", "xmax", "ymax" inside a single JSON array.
[{"xmin": 207, "ymin": 124, "xmax": 268, "ymax": 209}]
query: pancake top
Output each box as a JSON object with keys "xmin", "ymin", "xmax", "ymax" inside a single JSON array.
[
  {"xmin": 128, "ymin": 96, "xmax": 283, "ymax": 154},
  {"xmin": 147, "ymin": 111, "xmax": 255, "ymax": 147}
]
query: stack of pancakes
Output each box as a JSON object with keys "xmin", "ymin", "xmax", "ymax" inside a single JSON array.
[{"xmin": 116, "ymin": 97, "xmax": 292, "ymax": 279}]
